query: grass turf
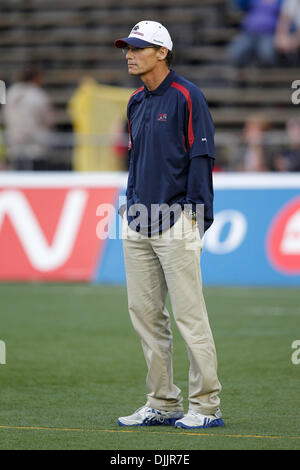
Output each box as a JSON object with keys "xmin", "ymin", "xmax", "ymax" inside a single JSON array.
[{"xmin": 0, "ymin": 283, "xmax": 299, "ymax": 450}]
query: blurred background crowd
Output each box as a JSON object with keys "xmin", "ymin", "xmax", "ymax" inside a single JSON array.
[{"xmin": 0, "ymin": 0, "xmax": 299, "ymax": 173}]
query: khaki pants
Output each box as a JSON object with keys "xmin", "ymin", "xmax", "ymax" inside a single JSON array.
[{"xmin": 122, "ymin": 211, "xmax": 221, "ymax": 414}]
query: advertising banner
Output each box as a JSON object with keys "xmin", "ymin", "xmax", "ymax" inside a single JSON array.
[{"xmin": 0, "ymin": 173, "xmax": 299, "ymax": 286}]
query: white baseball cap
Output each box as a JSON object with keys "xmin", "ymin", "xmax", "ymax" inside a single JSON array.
[{"xmin": 115, "ymin": 20, "xmax": 173, "ymax": 51}]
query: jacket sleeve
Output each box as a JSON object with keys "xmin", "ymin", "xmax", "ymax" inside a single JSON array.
[
  {"xmin": 184, "ymin": 88, "xmax": 215, "ymax": 160},
  {"xmin": 185, "ymin": 155, "xmax": 215, "ymax": 233},
  {"xmin": 125, "ymin": 92, "xmax": 136, "ymax": 199}
]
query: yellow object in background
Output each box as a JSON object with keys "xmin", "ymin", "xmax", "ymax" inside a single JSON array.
[{"xmin": 68, "ymin": 78, "xmax": 133, "ymax": 171}]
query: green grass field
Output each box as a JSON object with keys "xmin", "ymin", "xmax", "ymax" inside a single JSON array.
[{"xmin": 0, "ymin": 283, "xmax": 299, "ymax": 450}]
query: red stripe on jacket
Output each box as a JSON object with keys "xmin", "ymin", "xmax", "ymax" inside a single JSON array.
[
  {"xmin": 129, "ymin": 86, "xmax": 144, "ymax": 99},
  {"xmin": 127, "ymin": 87, "xmax": 144, "ymax": 150},
  {"xmin": 171, "ymin": 82, "xmax": 194, "ymax": 148}
]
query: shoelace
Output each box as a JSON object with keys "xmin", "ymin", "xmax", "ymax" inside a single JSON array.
[
  {"xmin": 188, "ymin": 410, "xmax": 219, "ymax": 418},
  {"xmin": 186, "ymin": 410, "xmax": 199, "ymax": 418},
  {"xmin": 138, "ymin": 407, "xmax": 164, "ymax": 424}
]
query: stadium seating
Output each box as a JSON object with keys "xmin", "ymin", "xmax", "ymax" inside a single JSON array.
[{"xmin": 0, "ymin": 0, "xmax": 299, "ymax": 167}]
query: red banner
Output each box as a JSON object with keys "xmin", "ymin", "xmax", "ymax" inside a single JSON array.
[{"xmin": 0, "ymin": 185, "xmax": 119, "ymax": 280}]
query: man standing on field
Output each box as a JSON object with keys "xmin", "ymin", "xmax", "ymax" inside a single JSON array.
[{"xmin": 114, "ymin": 21, "xmax": 224, "ymax": 429}]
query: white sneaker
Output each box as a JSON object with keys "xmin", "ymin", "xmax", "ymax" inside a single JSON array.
[
  {"xmin": 175, "ymin": 408, "xmax": 224, "ymax": 429},
  {"xmin": 117, "ymin": 406, "xmax": 184, "ymax": 427}
]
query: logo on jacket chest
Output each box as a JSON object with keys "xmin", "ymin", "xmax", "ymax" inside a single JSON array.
[{"xmin": 157, "ymin": 113, "xmax": 168, "ymax": 122}]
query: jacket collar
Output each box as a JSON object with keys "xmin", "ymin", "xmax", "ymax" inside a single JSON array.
[{"xmin": 143, "ymin": 69, "xmax": 175, "ymax": 96}]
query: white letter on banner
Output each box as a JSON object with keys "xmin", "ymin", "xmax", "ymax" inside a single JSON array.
[
  {"xmin": 0, "ymin": 189, "xmax": 88, "ymax": 271},
  {"xmin": 204, "ymin": 210, "xmax": 247, "ymax": 254},
  {"xmin": 280, "ymin": 209, "xmax": 300, "ymax": 254}
]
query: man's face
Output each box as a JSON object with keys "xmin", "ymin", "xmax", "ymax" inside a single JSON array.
[{"xmin": 124, "ymin": 46, "xmax": 166, "ymax": 76}]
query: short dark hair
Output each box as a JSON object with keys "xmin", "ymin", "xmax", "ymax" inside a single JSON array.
[{"xmin": 166, "ymin": 49, "xmax": 174, "ymax": 67}]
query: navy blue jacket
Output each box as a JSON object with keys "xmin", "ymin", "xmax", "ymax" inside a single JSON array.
[{"xmin": 126, "ymin": 69, "xmax": 215, "ymax": 236}]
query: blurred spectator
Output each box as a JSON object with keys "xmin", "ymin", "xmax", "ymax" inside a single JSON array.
[
  {"xmin": 234, "ymin": 113, "xmax": 274, "ymax": 170},
  {"xmin": 273, "ymin": 117, "xmax": 300, "ymax": 170},
  {"xmin": 228, "ymin": 0, "xmax": 283, "ymax": 68},
  {"xmin": 4, "ymin": 64, "xmax": 55, "ymax": 171},
  {"xmin": 274, "ymin": 0, "xmax": 300, "ymax": 62}
]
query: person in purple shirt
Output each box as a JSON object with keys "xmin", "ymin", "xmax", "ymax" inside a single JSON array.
[{"xmin": 228, "ymin": 0, "xmax": 283, "ymax": 67}]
